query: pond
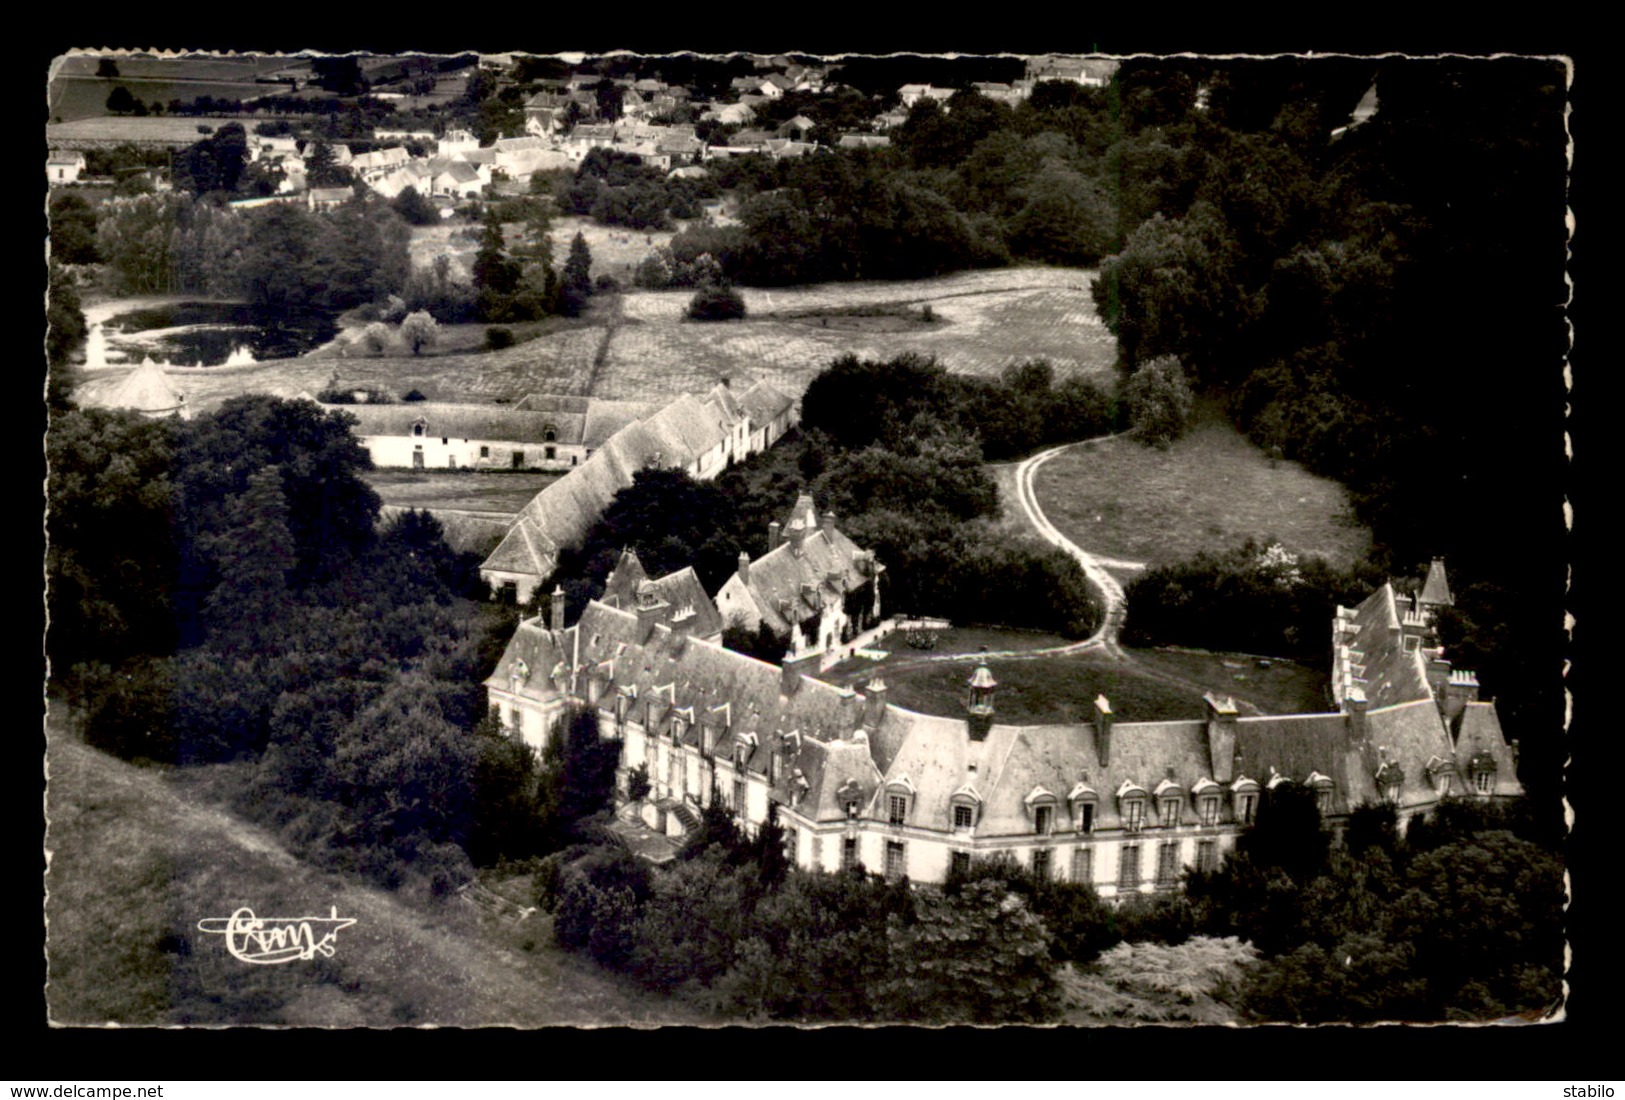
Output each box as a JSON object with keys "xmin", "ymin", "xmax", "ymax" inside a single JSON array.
[{"xmin": 92, "ymin": 301, "xmax": 338, "ymax": 367}]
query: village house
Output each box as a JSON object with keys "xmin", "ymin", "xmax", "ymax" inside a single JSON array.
[
  {"xmin": 47, "ymin": 150, "xmax": 86, "ymax": 185},
  {"xmin": 714, "ymin": 494, "xmax": 884, "ymax": 661},
  {"xmin": 898, "ymin": 83, "xmax": 955, "ymax": 109},
  {"xmin": 484, "ymin": 559, "xmax": 1522, "ymax": 892},
  {"xmin": 438, "ymin": 129, "xmax": 480, "ymax": 156},
  {"xmin": 837, "ymin": 134, "xmax": 892, "ymax": 151},
  {"xmin": 306, "ymin": 186, "xmax": 352, "ymax": 212},
  {"xmin": 350, "ymin": 146, "xmax": 411, "ymax": 184},
  {"xmin": 480, "ymin": 381, "xmax": 795, "ymax": 603}
]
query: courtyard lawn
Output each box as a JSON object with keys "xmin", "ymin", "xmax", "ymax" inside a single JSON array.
[
  {"xmin": 865, "ymin": 650, "xmax": 1219, "ymax": 726},
  {"xmin": 1034, "ymin": 405, "xmax": 1372, "ymax": 571},
  {"xmin": 820, "ymin": 625, "xmax": 1074, "ymax": 685}
]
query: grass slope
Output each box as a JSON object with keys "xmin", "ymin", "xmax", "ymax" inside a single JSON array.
[
  {"xmin": 44, "ymin": 712, "xmax": 710, "ymax": 1027},
  {"xmin": 1035, "ymin": 407, "xmax": 1371, "ymax": 570}
]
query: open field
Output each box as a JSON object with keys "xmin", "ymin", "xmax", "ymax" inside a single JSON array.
[
  {"xmin": 599, "ymin": 267, "xmax": 1114, "ymax": 400},
  {"xmin": 46, "ymin": 115, "xmax": 262, "ymax": 145},
  {"xmin": 365, "ymin": 469, "xmax": 561, "ymax": 513},
  {"xmin": 75, "ymin": 265, "xmax": 1113, "ymax": 413},
  {"xmin": 44, "ymin": 709, "xmax": 711, "ymax": 1026},
  {"xmin": 1034, "ymin": 407, "xmax": 1371, "ymax": 571},
  {"xmin": 551, "ymin": 215, "xmax": 681, "ymax": 282}
]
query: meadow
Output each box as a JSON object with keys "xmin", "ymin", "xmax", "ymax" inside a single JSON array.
[
  {"xmin": 1033, "ymin": 405, "xmax": 1372, "ymax": 572},
  {"xmin": 43, "ymin": 709, "xmax": 711, "ymax": 1027},
  {"xmin": 76, "ymin": 265, "xmax": 1116, "ymax": 414}
]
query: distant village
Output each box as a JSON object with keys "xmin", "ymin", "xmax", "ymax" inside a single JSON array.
[{"xmin": 46, "ymin": 53, "xmax": 1120, "ymax": 210}]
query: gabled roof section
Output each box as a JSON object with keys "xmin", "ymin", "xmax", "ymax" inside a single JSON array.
[
  {"xmin": 1333, "ymin": 582, "xmax": 1433, "ymax": 708},
  {"xmin": 1420, "ymin": 559, "xmax": 1453, "ymax": 607}
]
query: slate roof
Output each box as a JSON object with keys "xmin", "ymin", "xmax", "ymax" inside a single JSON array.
[
  {"xmin": 1451, "ymin": 701, "xmax": 1521, "ymax": 796},
  {"xmin": 1334, "ymin": 583, "xmax": 1432, "ymax": 709},
  {"xmin": 600, "ymin": 550, "xmax": 726, "ymax": 641},
  {"xmin": 482, "ymin": 394, "xmax": 729, "ymax": 581},
  {"xmin": 329, "ymin": 402, "xmax": 571, "ymax": 444},
  {"xmin": 737, "ymin": 380, "xmax": 794, "ymax": 426},
  {"xmin": 1420, "ymin": 558, "xmax": 1453, "ymax": 607},
  {"xmin": 727, "ymin": 495, "xmax": 877, "ymax": 634}
]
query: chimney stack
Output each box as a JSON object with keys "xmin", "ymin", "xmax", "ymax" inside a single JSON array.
[
  {"xmin": 788, "ymin": 519, "xmax": 807, "ymax": 557},
  {"xmin": 1094, "ymin": 694, "xmax": 1113, "ymax": 766},
  {"xmin": 550, "ymin": 584, "xmax": 566, "ymax": 633},
  {"xmin": 1345, "ymin": 687, "xmax": 1369, "ymax": 745},
  {"xmin": 737, "ymin": 550, "xmax": 751, "ymax": 586},
  {"xmin": 1204, "ymin": 692, "xmax": 1239, "ymax": 783},
  {"xmin": 634, "ymin": 580, "xmax": 669, "ymax": 639},
  {"xmin": 780, "ymin": 650, "xmax": 819, "ymax": 697},
  {"xmin": 768, "ymin": 520, "xmax": 782, "ymax": 549},
  {"xmin": 966, "ymin": 660, "xmax": 997, "ymax": 742},
  {"xmin": 821, "ymin": 509, "xmax": 835, "ymax": 540},
  {"xmin": 864, "ymin": 676, "xmax": 888, "ymax": 729},
  {"xmin": 1442, "ymin": 670, "xmax": 1480, "ymax": 725}
]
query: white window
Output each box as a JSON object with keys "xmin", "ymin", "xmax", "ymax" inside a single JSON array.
[
  {"xmin": 950, "ymin": 850, "xmax": 971, "ymax": 877},
  {"xmin": 1079, "ymin": 802, "xmax": 1095, "ymax": 833},
  {"xmin": 1032, "ymin": 848, "xmax": 1052, "ymax": 881},
  {"xmin": 1315, "ymin": 786, "xmax": 1335, "ymax": 814},
  {"xmin": 884, "ymin": 840, "xmax": 906, "ymax": 881},
  {"xmin": 1475, "ymin": 771, "xmax": 1493, "ymax": 794},
  {"xmin": 1160, "ymin": 797, "xmax": 1181, "ymax": 827},
  {"xmin": 888, "ymin": 794, "xmax": 908, "ymax": 825},
  {"xmin": 1117, "ymin": 844, "xmax": 1141, "ymax": 890},
  {"xmin": 783, "ymin": 827, "xmax": 798, "ymax": 861},
  {"xmin": 952, "ymin": 804, "xmax": 975, "ymax": 830},
  {"xmin": 1071, "ymin": 847, "xmax": 1094, "ymax": 884},
  {"xmin": 1122, "ymin": 799, "xmax": 1145, "ymax": 833},
  {"xmin": 1156, "ymin": 841, "xmax": 1180, "ymax": 886},
  {"xmin": 1237, "ymin": 793, "xmax": 1258, "ymax": 824},
  {"xmin": 1196, "ymin": 839, "xmax": 1219, "ymax": 874},
  {"xmin": 1199, "ymin": 796, "xmax": 1221, "ymax": 827},
  {"xmin": 1034, "ymin": 804, "xmax": 1054, "ymax": 835}
]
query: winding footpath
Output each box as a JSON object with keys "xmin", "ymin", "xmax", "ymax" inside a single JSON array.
[
  {"xmin": 840, "ymin": 435, "xmax": 1269, "ymax": 717},
  {"xmin": 1013, "ymin": 437, "xmax": 1139, "ymax": 660}
]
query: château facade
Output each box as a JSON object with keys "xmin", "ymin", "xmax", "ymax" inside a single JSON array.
[{"xmin": 485, "ymin": 558, "xmax": 1522, "ymax": 893}]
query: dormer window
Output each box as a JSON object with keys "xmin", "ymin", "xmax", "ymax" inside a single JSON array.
[
  {"xmin": 1024, "ymin": 786, "xmax": 1058, "ymax": 835},
  {"xmin": 1376, "ymin": 760, "xmax": 1405, "ymax": 805},
  {"xmin": 1469, "ymin": 752, "xmax": 1497, "ymax": 796},
  {"xmin": 1153, "ymin": 778, "xmax": 1184, "ymax": 827},
  {"xmin": 1069, "ymin": 781, "xmax": 1098, "ymax": 834},
  {"xmin": 1192, "ymin": 778, "xmax": 1221, "ymax": 826},
  {"xmin": 1117, "ymin": 781, "xmax": 1148, "ymax": 833},
  {"xmin": 1231, "ymin": 777, "xmax": 1260, "ymax": 825},
  {"xmin": 412, "ymin": 420, "xmax": 426, "ymax": 437},
  {"xmin": 885, "ymin": 777, "xmax": 915, "ymax": 826},
  {"xmin": 949, "ymin": 784, "xmax": 982, "ymax": 833},
  {"xmin": 1306, "ymin": 771, "xmax": 1335, "ymax": 815}
]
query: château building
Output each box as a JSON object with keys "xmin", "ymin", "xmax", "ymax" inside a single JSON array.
[{"xmin": 485, "ymin": 557, "xmax": 1522, "ymax": 893}]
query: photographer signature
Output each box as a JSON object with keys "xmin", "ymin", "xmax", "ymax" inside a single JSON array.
[{"xmin": 196, "ymin": 907, "xmax": 357, "ymax": 965}]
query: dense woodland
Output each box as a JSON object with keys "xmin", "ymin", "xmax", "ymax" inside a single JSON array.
[
  {"xmin": 46, "ymin": 398, "xmax": 604, "ymax": 894},
  {"xmin": 538, "ymin": 782, "xmax": 1559, "ymax": 1023}
]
